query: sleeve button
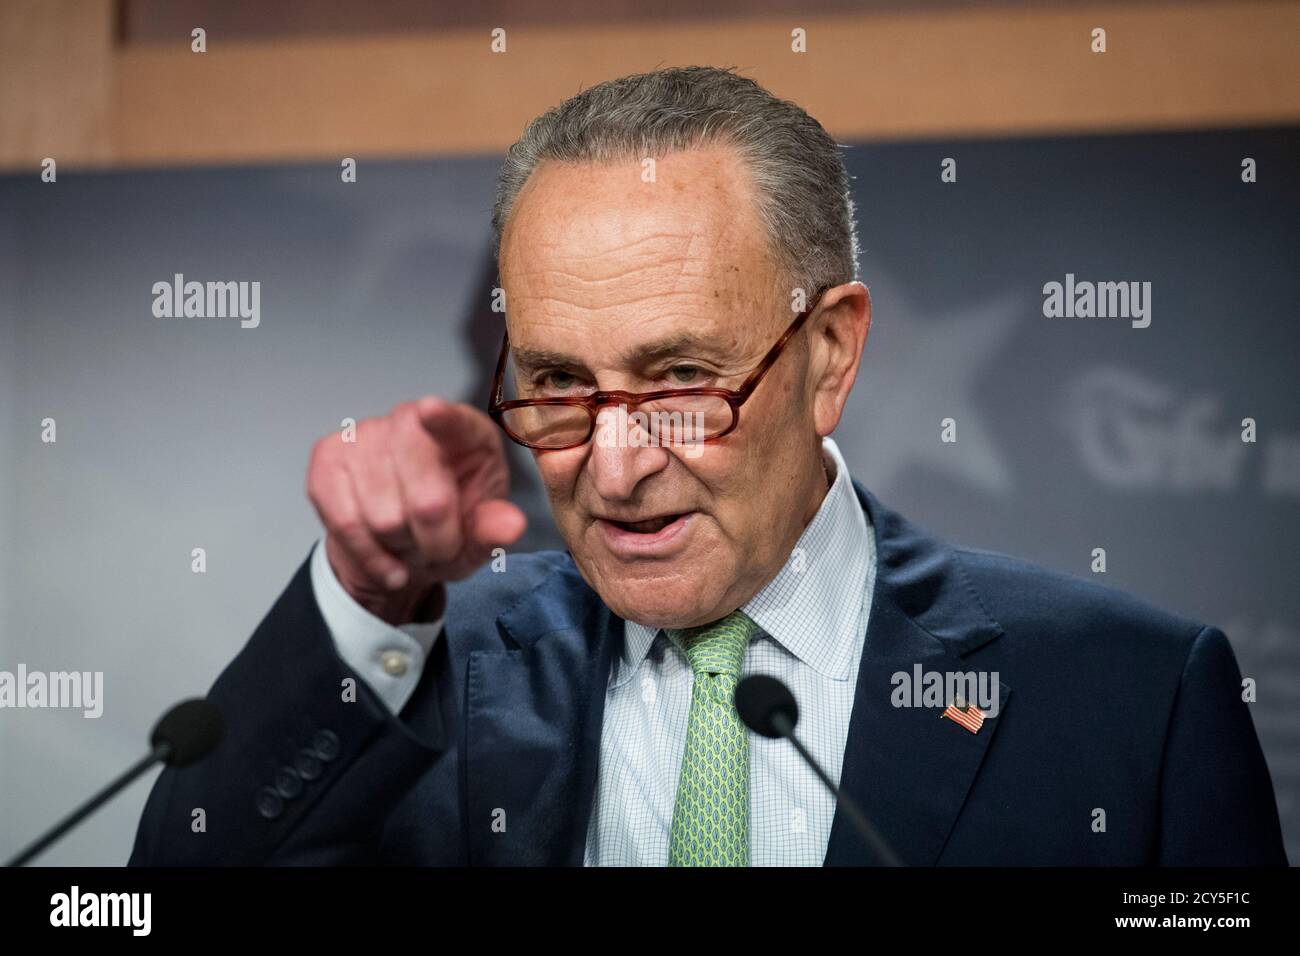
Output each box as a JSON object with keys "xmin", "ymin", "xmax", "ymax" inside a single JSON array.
[
  {"xmin": 256, "ymin": 787, "xmax": 285, "ymax": 820},
  {"xmin": 274, "ymin": 766, "xmax": 304, "ymax": 800},
  {"xmin": 294, "ymin": 748, "xmax": 324, "ymax": 781},
  {"xmin": 312, "ymin": 729, "xmax": 341, "ymax": 762}
]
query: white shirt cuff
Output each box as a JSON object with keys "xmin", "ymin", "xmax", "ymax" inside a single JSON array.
[{"xmin": 308, "ymin": 539, "xmax": 444, "ymax": 715}]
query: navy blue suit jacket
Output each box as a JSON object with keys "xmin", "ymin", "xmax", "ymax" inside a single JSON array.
[{"xmin": 129, "ymin": 482, "xmax": 1287, "ymax": 865}]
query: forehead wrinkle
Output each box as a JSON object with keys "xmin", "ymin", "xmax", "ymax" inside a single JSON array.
[
  {"xmin": 512, "ymin": 241, "xmax": 728, "ymax": 309},
  {"xmin": 516, "ymin": 271, "xmax": 708, "ymax": 310},
  {"xmin": 545, "ymin": 227, "xmax": 704, "ymax": 265},
  {"xmin": 509, "ymin": 287, "xmax": 726, "ymax": 336},
  {"xmin": 503, "ymin": 146, "xmax": 777, "ymax": 286}
]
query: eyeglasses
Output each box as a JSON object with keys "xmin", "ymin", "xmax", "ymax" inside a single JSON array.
[{"xmin": 487, "ymin": 287, "xmax": 830, "ymax": 451}]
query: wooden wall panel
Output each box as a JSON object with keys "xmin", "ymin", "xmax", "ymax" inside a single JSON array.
[
  {"xmin": 2, "ymin": 1, "xmax": 1297, "ymax": 171},
  {"xmin": 0, "ymin": 0, "xmax": 115, "ymax": 170}
]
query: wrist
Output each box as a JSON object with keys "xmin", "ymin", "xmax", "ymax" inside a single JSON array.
[
  {"xmin": 411, "ymin": 582, "xmax": 447, "ymax": 624},
  {"xmin": 323, "ymin": 539, "xmax": 444, "ymax": 627},
  {"xmin": 350, "ymin": 581, "xmax": 442, "ymax": 628}
]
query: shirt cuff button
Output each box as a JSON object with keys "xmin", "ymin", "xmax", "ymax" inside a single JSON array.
[{"xmin": 380, "ymin": 650, "xmax": 410, "ymax": 677}]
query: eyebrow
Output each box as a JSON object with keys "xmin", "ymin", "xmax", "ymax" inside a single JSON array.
[{"xmin": 511, "ymin": 331, "xmax": 733, "ymax": 372}]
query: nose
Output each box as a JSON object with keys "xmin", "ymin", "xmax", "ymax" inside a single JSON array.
[{"xmin": 586, "ymin": 405, "xmax": 671, "ymax": 500}]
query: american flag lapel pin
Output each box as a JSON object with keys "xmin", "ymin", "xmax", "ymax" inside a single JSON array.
[{"xmin": 941, "ymin": 697, "xmax": 986, "ymax": 734}]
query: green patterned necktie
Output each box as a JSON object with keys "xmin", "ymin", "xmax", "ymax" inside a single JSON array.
[{"xmin": 665, "ymin": 610, "xmax": 759, "ymax": 866}]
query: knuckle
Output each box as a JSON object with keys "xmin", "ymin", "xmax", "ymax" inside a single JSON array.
[
  {"xmin": 350, "ymin": 417, "xmax": 385, "ymax": 449},
  {"xmin": 368, "ymin": 510, "xmax": 407, "ymax": 539},
  {"xmin": 409, "ymin": 486, "xmax": 451, "ymax": 522},
  {"xmin": 307, "ymin": 436, "xmax": 333, "ymax": 470},
  {"xmin": 306, "ymin": 464, "xmax": 334, "ymax": 499},
  {"xmin": 332, "ymin": 516, "xmax": 366, "ymax": 542}
]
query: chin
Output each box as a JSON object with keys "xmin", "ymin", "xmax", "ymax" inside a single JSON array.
[{"xmin": 578, "ymin": 560, "xmax": 727, "ymax": 629}]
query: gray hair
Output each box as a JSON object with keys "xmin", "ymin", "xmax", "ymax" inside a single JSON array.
[{"xmin": 491, "ymin": 65, "xmax": 859, "ymax": 296}]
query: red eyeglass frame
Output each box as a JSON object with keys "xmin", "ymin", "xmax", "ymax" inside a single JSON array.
[{"xmin": 487, "ymin": 286, "xmax": 831, "ymax": 450}]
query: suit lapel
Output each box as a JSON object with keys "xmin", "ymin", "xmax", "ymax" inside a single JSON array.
[
  {"xmin": 464, "ymin": 562, "xmax": 619, "ymax": 865},
  {"xmin": 825, "ymin": 483, "xmax": 1012, "ymax": 866},
  {"xmin": 461, "ymin": 481, "xmax": 1009, "ymax": 867}
]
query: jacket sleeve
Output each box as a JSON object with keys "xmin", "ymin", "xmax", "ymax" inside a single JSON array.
[
  {"xmin": 1156, "ymin": 625, "xmax": 1288, "ymax": 865},
  {"xmin": 128, "ymin": 553, "xmax": 449, "ymax": 865}
]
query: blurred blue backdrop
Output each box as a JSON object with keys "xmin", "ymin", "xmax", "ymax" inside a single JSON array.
[{"xmin": 1, "ymin": 126, "xmax": 1296, "ymax": 864}]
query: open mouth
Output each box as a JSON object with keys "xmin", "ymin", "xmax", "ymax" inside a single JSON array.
[{"xmin": 608, "ymin": 513, "xmax": 687, "ymax": 534}]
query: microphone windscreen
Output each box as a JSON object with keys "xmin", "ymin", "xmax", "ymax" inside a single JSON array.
[
  {"xmin": 735, "ymin": 674, "xmax": 799, "ymax": 738},
  {"xmin": 150, "ymin": 698, "xmax": 224, "ymax": 767}
]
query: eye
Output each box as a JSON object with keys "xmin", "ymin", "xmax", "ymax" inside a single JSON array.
[
  {"xmin": 538, "ymin": 369, "xmax": 579, "ymax": 391},
  {"xmin": 666, "ymin": 364, "xmax": 703, "ymax": 385}
]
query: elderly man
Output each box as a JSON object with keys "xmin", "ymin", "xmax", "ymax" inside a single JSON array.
[{"xmin": 130, "ymin": 66, "xmax": 1285, "ymax": 867}]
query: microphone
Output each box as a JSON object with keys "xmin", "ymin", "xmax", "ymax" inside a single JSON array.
[
  {"xmin": 735, "ymin": 675, "xmax": 902, "ymax": 866},
  {"xmin": 5, "ymin": 698, "xmax": 223, "ymax": 867}
]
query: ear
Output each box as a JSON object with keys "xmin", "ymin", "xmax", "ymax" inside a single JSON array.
[{"xmin": 810, "ymin": 282, "xmax": 872, "ymax": 437}]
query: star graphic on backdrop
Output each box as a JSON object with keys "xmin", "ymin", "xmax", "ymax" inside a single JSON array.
[{"xmin": 847, "ymin": 275, "xmax": 1027, "ymax": 497}]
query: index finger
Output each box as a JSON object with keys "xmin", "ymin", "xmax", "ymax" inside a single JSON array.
[{"xmin": 415, "ymin": 396, "xmax": 506, "ymax": 462}]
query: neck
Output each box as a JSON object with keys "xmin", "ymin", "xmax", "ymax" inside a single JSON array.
[{"xmin": 804, "ymin": 446, "xmax": 834, "ymax": 524}]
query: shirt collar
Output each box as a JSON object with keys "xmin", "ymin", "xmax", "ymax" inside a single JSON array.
[{"xmin": 616, "ymin": 436, "xmax": 873, "ymax": 684}]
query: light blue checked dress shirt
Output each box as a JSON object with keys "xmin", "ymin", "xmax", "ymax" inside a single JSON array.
[{"xmin": 310, "ymin": 436, "xmax": 875, "ymax": 867}]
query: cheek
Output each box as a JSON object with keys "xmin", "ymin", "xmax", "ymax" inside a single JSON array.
[
  {"xmin": 674, "ymin": 446, "xmax": 755, "ymax": 530},
  {"xmin": 534, "ymin": 449, "xmax": 585, "ymax": 506}
]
